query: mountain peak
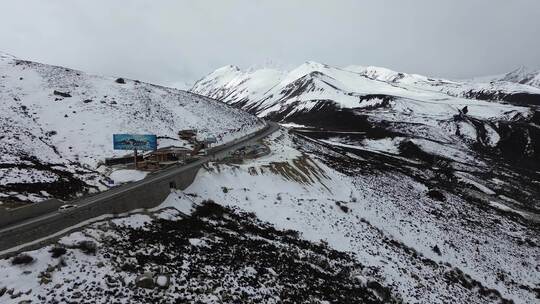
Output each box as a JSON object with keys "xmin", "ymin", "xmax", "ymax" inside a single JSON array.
[
  {"xmin": 302, "ymin": 61, "xmax": 328, "ymax": 68},
  {"xmin": 498, "ymin": 66, "xmax": 540, "ymax": 88},
  {"xmin": 0, "ymin": 51, "xmax": 17, "ymax": 61},
  {"xmin": 213, "ymin": 64, "xmax": 241, "ymax": 74}
]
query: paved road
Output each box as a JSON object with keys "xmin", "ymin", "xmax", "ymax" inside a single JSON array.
[{"xmin": 0, "ymin": 121, "xmax": 279, "ymax": 235}]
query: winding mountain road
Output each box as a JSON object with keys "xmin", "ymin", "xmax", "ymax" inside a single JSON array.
[{"xmin": 0, "ymin": 121, "xmax": 279, "ymax": 255}]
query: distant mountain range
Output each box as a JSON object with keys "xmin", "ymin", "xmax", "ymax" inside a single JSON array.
[
  {"xmin": 191, "ymin": 62, "xmax": 540, "ymax": 117},
  {"xmin": 474, "ymin": 66, "xmax": 540, "ymax": 88},
  {"xmin": 191, "ymin": 61, "xmax": 540, "ymax": 159}
]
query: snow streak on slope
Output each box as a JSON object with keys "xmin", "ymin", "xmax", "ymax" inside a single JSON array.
[{"xmin": 0, "ymin": 55, "xmax": 264, "ymax": 205}]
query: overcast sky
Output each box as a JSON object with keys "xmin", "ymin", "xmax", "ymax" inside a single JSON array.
[{"xmin": 1, "ymin": 0, "xmax": 539, "ymax": 88}]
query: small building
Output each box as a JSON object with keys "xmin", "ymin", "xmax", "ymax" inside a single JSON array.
[
  {"xmin": 202, "ymin": 136, "xmax": 217, "ymax": 149},
  {"xmin": 105, "ymin": 154, "xmax": 143, "ymax": 166},
  {"xmin": 178, "ymin": 129, "xmax": 197, "ymax": 140},
  {"xmin": 145, "ymin": 146, "xmax": 192, "ymax": 163}
]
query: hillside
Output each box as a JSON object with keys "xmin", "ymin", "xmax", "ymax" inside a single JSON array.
[
  {"xmin": 189, "ymin": 62, "xmax": 540, "ymax": 303},
  {"xmin": 0, "ymin": 53, "xmax": 264, "ymax": 206},
  {"xmin": 1, "ymin": 129, "xmax": 537, "ymax": 303}
]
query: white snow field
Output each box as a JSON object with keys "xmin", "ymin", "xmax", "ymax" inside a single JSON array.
[
  {"xmin": 109, "ymin": 169, "xmax": 148, "ymax": 184},
  {"xmin": 0, "ymin": 53, "xmax": 264, "ymax": 205}
]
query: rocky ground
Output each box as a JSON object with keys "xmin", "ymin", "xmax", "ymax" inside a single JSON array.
[{"xmin": 0, "ymin": 196, "xmax": 399, "ymax": 303}]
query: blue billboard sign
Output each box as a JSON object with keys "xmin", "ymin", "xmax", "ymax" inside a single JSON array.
[{"xmin": 113, "ymin": 134, "xmax": 157, "ymax": 151}]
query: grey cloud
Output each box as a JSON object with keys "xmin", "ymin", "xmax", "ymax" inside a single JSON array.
[{"xmin": 1, "ymin": 0, "xmax": 539, "ymax": 87}]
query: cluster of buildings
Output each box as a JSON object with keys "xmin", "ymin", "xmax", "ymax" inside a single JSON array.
[{"xmin": 106, "ymin": 129, "xmax": 216, "ymax": 171}]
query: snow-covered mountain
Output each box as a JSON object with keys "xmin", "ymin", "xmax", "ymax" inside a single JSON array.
[
  {"xmin": 192, "ymin": 61, "xmax": 540, "ymax": 159},
  {"xmin": 0, "ymin": 53, "xmax": 264, "ymax": 206},
  {"xmin": 190, "ymin": 61, "xmax": 540, "ymax": 220},
  {"xmin": 189, "ymin": 61, "xmax": 540, "ymax": 303},
  {"xmin": 478, "ymin": 66, "xmax": 540, "ymax": 89},
  {"xmin": 192, "ymin": 61, "xmax": 540, "ymax": 113},
  {"xmin": 1, "ymin": 57, "xmax": 539, "ymax": 303}
]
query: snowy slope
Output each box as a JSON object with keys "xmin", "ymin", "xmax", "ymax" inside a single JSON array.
[
  {"xmin": 501, "ymin": 66, "xmax": 540, "ymax": 88},
  {"xmin": 191, "ymin": 62, "xmax": 540, "ymax": 303},
  {"xmin": 1, "ymin": 57, "xmax": 539, "ymax": 303},
  {"xmin": 1, "ymin": 130, "xmax": 537, "ymax": 303},
  {"xmin": 185, "ymin": 130, "xmax": 540, "ymax": 304},
  {"xmin": 0, "ymin": 53, "xmax": 264, "ymax": 205},
  {"xmin": 0, "ymin": 192, "xmax": 401, "ymax": 303}
]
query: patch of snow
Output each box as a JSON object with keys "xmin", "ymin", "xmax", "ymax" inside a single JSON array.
[
  {"xmin": 279, "ymin": 122, "xmax": 310, "ymax": 128},
  {"xmin": 110, "ymin": 213, "xmax": 152, "ymax": 229},
  {"xmin": 455, "ymin": 171, "xmax": 496, "ymax": 195},
  {"xmin": 109, "ymin": 169, "xmax": 148, "ymax": 184}
]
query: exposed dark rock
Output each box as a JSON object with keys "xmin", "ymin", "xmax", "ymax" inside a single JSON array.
[
  {"xmin": 53, "ymin": 90, "xmax": 71, "ymax": 98},
  {"xmin": 427, "ymin": 189, "xmax": 446, "ymax": 202},
  {"xmin": 462, "ymin": 90, "xmax": 540, "ymax": 106},
  {"xmin": 398, "ymin": 140, "xmax": 436, "ymax": 163},
  {"xmin": 49, "ymin": 247, "xmax": 67, "ymax": 258},
  {"xmin": 335, "ymin": 201, "xmax": 350, "ymax": 213},
  {"xmin": 432, "ymin": 245, "xmax": 442, "ymax": 256},
  {"xmin": 75, "ymin": 241, "xmax": 97, "ymax": 255},
  {"xmin": 11, "ymin": 253, "xmax": 34, "ymax": 265},
  {"xmin": 115, "ymin": 78, "xmax": 126, "ymax": 84},
  {"xmin": 277, "ymin": 101, "xmax": 396, "ymax": 138},
  {"xmin": 135, "ymin": 272, "xmax": 154, "ymax": 289}
]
